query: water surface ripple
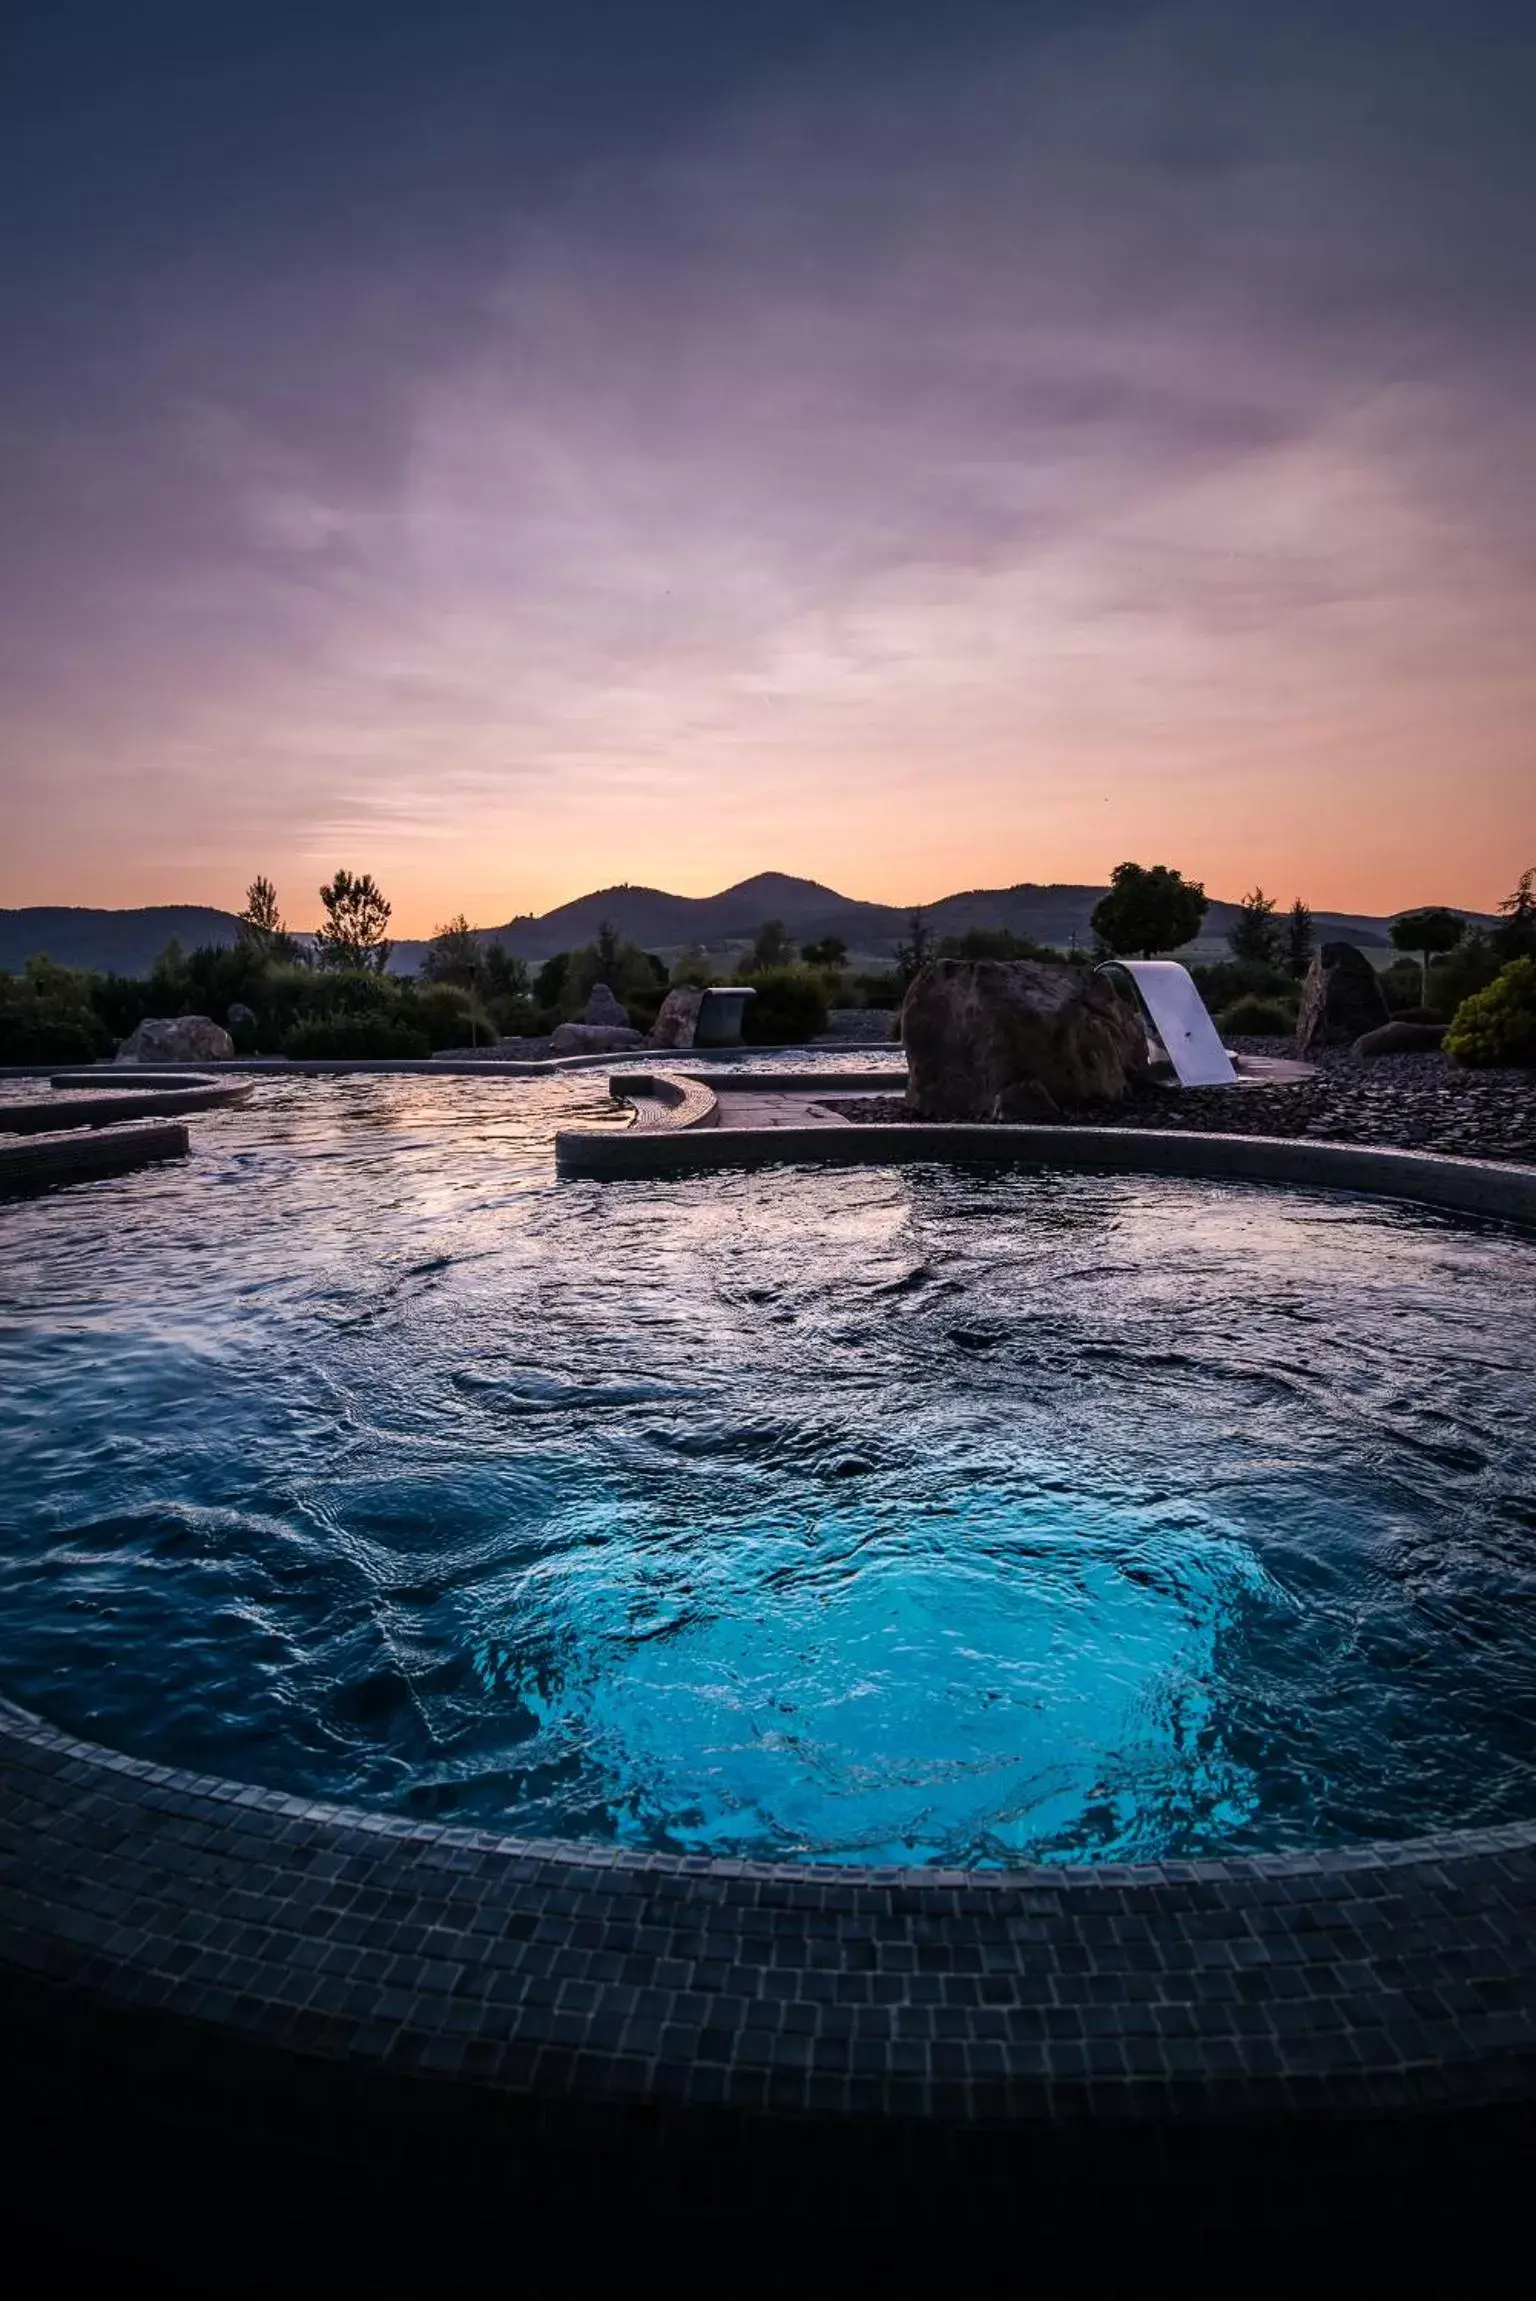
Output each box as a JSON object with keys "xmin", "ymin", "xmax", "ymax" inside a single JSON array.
[{"xmin": 1, "ymin": 1074, "xmax": 1533, "ymax": 1865}]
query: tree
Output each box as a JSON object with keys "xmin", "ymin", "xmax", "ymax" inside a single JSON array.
[
  {"xmin": 1285, "ymin": 899, "xmax": 1314, "ymax": 980},
  {"xmin": 1389, "ymin": 906, "xmax": 1464, "ymax": 1005},
  {"xmin": 937, "ymin": 927, "xmax": 1052, "ymax": 961},
  {"xmin": 595, "ymin": 920, "xmax": 621, "ymax": 984},
  {"xmin": 482, "ymin": 946, "xmax": 530, "ymax": 1002},
  {"xmin": 534, "ymin": 952, "xmax": 571, "ymax": 1008},
  {"xmin": 1494, "ymin": 866, "xmax": 1536, "ymax": 962},
  {"xmin": 801, "ymin": 935, "xmax": 848, "ymax": 969},
  {"xmin": 892, "ymin": 907, "xmax": 935, "ymax": 987},
  {"xmin": 238, "ymin": 875, "xmax": 283, "ymax": 948},
  {"xmin": 421, "ymin": 914, "xmax": 482, "ymax": 990},
  {"xmin": 1091, "ymin": 862, "xmax": 1208, "ymax": 958},
  {"xmin": 1227, "ymin": 887, "xmax": 1282, "ymax": 966},
  {"xmin": 750, "ymin": 919, "xmax": 793, "ymax": 970},
  {"xmin": 314, "ymin": 869, "xmax": 393, "ymax": 973}
]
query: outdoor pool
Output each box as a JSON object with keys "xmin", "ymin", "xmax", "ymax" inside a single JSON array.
[{"xmin": 1, "ymin": 1073, "xmax": 1532, "ymax": 1866}]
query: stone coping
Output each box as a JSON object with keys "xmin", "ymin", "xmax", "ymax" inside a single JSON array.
[
  {"xmin": 0, "ymin": 1079, "xmax": 254, "ymax": 1134},
  {"xmin": 0, "ymin": 1040, "xmax": 904, "ymax": 1083},
  {"xmin": 2, "ymin": 1692, "xmax": 1533, "ymax": 2136},
  {"xmin": 0, "ymin": 1121, "xmax": 190, "ymax": 1194},
  {"xmin": 608, "ymin": 1072, "xmax": 720, "ymax": 1132},
  {"xmin": 555, "ymin": 1107, "xmax": 1536, "ymax": 1224}
]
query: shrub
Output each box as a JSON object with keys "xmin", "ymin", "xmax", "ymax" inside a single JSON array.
[
  {"xmin": 488, "ymin": 994, "xmax": 542, "ymax": 1038},
  {"xmin": 741, "ymin": 964, "xmax": 830, "ymax": 1044},
  {"xmin": 1216, "ymin": 994, "xmax": 1296, "ymax": 1037},
  {"xmin": 852, "ymin": 970, "xmax": 902, "ymax": 1009},
  {"xmin": 1424, "ymin": 930, "xmax": 1504, "ymax": 1018},
  {"xmin": 561, "ymin": 937, "xmax": 661, "ymax": 1015},
  {"xmin": 936, "ymin": 928, "xmax": 1054, "ymax": 962},
  {"xmin": 88, "ymin": 970, "xmax": 160, "ymax": 1040},
  {"xmin": 1191, "ymin": 958, "xmax": 1294, "ymax": 1010},
  {"xmin": 0, "ymin": 957, "xmax": 112, "ymax": 1064},
  {"xmin": 534, "ymin": 952, "xmax": 570, "ymax": 1007},
  {"xmin": 403, "ymin": 982, "xmax": 497, "ymax": 1049},
  {"xmin": 1379, "ymin": 960, "xmax": 1428, "ymax": 1013},
  {"xmin": 0, "ymin": 1009, "xmax": 105, "ymax": 1064},
  {"xmin": 282, "ymin": 1016, "xmax": 431, "ymax": 1059},
  {"xmin": 1443, "ymin": 958, "xmax": 1536, "ymax": 1068}
]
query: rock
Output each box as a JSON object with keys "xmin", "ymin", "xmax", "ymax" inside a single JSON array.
[
  {"xmin": 1353, "ymin": 1020, "xmax": 1447, "ymax": 1058},
  {"xmin": 116, "ymin": 1015, "xmax": 235, "ymax": 1064},
  {"xmin": 901, "ymin": 959, "xmax": 1149, "ymax": 1122},
  {"xmin": 647, "ymin": 987, "xmax": 703, "ymax": 1049},
  {"xmin": 583, "ymin": 984, "xmax": 632, "ymax": 1029},
  {"xmin": 549, "ymin": 1021, "xmax": 645, "ymax": 1056},
  {"xmin": 1295, "ymin": 944, "xmax": 1390, "ymax": 1054},
  {"xmin": 226, "ymin": 1002, "xmax": 257, "ymax": 1030}
]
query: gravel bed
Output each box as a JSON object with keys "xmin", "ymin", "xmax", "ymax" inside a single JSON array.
[
  {"xmin": 826, "ymin": 1041, "xmax": 1536, "ymax": 1165},
  {"xmin": 817, "ymin": 1008, "xmax": 903, "ymax": 1044}
]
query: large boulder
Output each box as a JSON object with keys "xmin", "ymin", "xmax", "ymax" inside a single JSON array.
[
  {"xmin": 648, "ymin": 986, "xmax": 703, "ymax": 1049},
  {"xmin": 1353, "ymin": 1019, "xmax": 1446, "ymax": 1058},
  {"xmin": 549, "ymin": 1021, "xmax": 645, "ymax": 1056},
  {"xmin": 1296, "ymin": 944, "xmax": 1390, "ymax": 1054},
  {"xmin": 902, "ymin": 960, "xmax": 1148, "ymax": 1122},
  {"xmin": 116, "ymin": 1014, "xmax": 235, "ymax": 1064},
  {"xmin": 583, "ymin": 983, "xmax": 632, "ymax": 1029}
]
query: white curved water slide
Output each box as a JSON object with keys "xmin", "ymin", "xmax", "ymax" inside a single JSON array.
[{"xmin": 1095, "ymin": 959, "xmax": 1238, "ymax": 1087}]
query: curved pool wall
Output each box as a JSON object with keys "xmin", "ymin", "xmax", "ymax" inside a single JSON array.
[{"xmin": 3, "ymin": 1094, "xmax": 1534, "ymax": 2257}]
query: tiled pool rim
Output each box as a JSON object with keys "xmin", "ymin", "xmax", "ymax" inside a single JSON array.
[{"xmin": 4, "ymin": 1112, "xmax": 1534, "ymax": 2248}]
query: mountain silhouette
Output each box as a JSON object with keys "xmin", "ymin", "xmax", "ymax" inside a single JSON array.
[{"xmin": 1, "ymin": 876, "xmax": 1494, "ymax": 976}]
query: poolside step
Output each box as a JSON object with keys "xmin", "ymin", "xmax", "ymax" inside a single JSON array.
[{"xmin": 0, "ymin": 1124, "xmax": 190, "ymax": 1194}]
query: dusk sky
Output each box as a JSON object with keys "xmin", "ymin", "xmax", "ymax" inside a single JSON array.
[{"xmin": 3, "ymin": 1, "xmax": 1533, "ymax": 933}]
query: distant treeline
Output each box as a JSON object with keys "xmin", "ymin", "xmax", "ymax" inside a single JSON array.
[{"xmin": 3, "ymin": 863, "xmax": 1532, "ymax": 1065}]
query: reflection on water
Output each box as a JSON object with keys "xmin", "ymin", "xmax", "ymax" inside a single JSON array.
[{"xmin": 1, "ymin": 1073, "xmax": 1533, "ymax": 1864}]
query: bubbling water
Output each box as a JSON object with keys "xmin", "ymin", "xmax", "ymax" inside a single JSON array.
[{"xmin": 1, "ymin": 1074, "xmax": 1532, "ymax": 1864}]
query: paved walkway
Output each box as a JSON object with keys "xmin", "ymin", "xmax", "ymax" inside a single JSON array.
[{"xmin": 713, "ymin": 1088, "xmax": 882, "ymax": 1130}]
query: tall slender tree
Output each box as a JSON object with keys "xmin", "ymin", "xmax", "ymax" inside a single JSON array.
[
  {"xmin": 314, "ymin": 870, "xmax": 393, "ymax": 973},
  {"xmin": 1285, "ymin": 899, "xmax": 1314, "ymax": 980},
  {"xmin": 1227, "ymin": 887, "xmax": 1282, "ymax": 966},
  {"xmin": 1495, "ymin": 867, "xmax": 1536, "ymax": 961},
  {"xmin": 893, "ymin": 907, "xmax": 935, "ymax": 987}
]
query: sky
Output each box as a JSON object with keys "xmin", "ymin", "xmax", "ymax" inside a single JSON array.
[{"xmin": 2, "ymin": 1, "xmax": 1533, "ymax": 934}]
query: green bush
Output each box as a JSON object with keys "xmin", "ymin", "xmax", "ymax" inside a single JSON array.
[
  {"xmin": 1424, "ymin": 930, "xmax": 1505, "ymax": 1019},
  {"xmin": 851, "ymin": 970, "xmax": 902, "ymax": 1009},
  {"xmin": 282, "ymin": 1016, "xmax": 431, "ymax": 1059},
  {"xmin": 1216, "ymin": 994, "xmax": 1296, "ymax": 1037},
  {"xmin": 0, "ymin": 1010, "xmax": 105, "ymax": 1064},
  {"xmin": 560, "ymin": 937, "xmax": 662, "ymax": 1017},
  {"xmin": 936, "ymin": 927, "xmax": 1054, "ymax": 961},
  {"xmin": 402, "ymin": 982, "xmax": 496, "ymax": 1049},
  {"xmin": 1443, "ymin": 958, "xmax": 1536, "ymax": 1067},
  {"xmin": 1379, "ymin": 960, "xmax": 1426, "ymax": 1013},
  {"xmin": 0, "ymin": 957, "xmax": 113, "ymax": 1064},
  {"xmin": 1191, "ymin": 958, "xmax": 1294, "ymax": 1009},
  {"xmin": 533, "ymin": 952, "xmax": 570, "ymax": 1007},
  {"xmin": 741, "ymin": 964, "xmax": 830, "ymax": 1044},
  {"xmin": 488, "ymin": 994, "xmax": 543, "ymax": 1038},
  {"xmin": 88, "ymin": 970, "xmax": 161, "ymax": 1041}
]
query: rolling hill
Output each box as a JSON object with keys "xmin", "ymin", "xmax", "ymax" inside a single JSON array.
[
  {"xmin": 1, "ymin": 877, "xmax": 1499, "ymax": 978},
  {"xmin": 0, "ymin": 905, "xmax": 243, "ymax": 976}
]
